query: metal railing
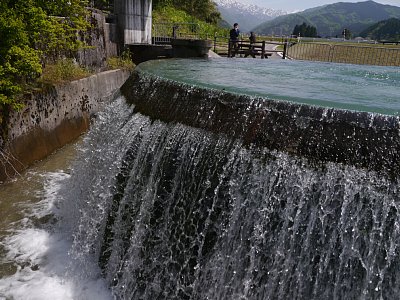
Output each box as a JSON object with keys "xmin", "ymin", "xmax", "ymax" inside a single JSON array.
[
  {"xmin": 152, "ymin": 23, "xmax": 202, "ymax": 44},
  {"xmin": 286, "ymin": 42, "xmax": 400, "ymax": 66}
]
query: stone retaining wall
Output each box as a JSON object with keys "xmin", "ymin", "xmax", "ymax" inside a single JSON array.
[{"xmin": 0, "ymin": 69, "xmax": 130, "ymax": 182}]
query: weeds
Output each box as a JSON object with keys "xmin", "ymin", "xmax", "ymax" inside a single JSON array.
[
  {"xmin": 106, "ymin": 50, "xmax": 135, "ymax": 71},
  {"xmin": 40, "ymin": 59, "xmax": 92, "ymax": 85}
]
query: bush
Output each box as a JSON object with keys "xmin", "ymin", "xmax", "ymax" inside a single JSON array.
[
  {"xmin": 106, "ymin": 50, "xmax": 135, "ymax": 71},
  {"xmin": 40, "ymin": 59, "xmax": 92, "ymax": 85},
  {"xmin": 153, "ymin": 6, "xmax": 227, "ymax": 38}
]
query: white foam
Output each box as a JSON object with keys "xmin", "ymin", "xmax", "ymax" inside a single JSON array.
[{"xmin": 0, "ymin": 172, "xmax": 112, "ymax": 300}]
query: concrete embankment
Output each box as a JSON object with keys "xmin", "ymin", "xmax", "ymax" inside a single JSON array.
[{"xmin": 0, "ymin": 69, "xmax": 130, "ymax": 182}]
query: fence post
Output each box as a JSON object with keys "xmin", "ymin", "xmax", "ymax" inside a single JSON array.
[
  {"xmin": 228, "ymin": 39, "xmax": 232, "ymax": 58},
  {"xmin": 214, "ymin": 32, "xmax": 217, "ymax": 53},
  {"xmin": 172, "ymin": 24, "xmax": 178, "ymax": 39},
  {"xmin": 261, "ymin": 41, "xmax": 265, "ymax": 59},
  {"xmin": 283, "ymin": 39, "xmax": 288, "ymax": 59},
  {"xmin": 328, "ymin": 45, "xmax": 334, "ymax": 62}
]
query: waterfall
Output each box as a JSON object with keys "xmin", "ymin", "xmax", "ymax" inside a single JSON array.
[{"xmin": 58, "ymin": 67, "xmax": 400, "ymax": 299}]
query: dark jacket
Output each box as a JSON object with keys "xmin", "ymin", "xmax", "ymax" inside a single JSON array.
[
  {"xmin": 230, "ymin": 28, "xmax": 240, "ymax": 41},
  {"xmin": 249, "ymin": 33, "xmax": 256, "ymax": 44}
]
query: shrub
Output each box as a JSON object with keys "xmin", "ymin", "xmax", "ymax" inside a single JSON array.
[
  {"xmin": 106, "ymin": 50, "xmax": 135, "ymax": 71},
  {"xmin": 40, "ymin": 59, "xmax": 92, "ymax": 85}
]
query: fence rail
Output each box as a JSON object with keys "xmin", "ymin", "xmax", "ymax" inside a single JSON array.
[
  {"xmin": 152, "ymin": 22, "xmax": 203, "ymax": 44},
  {"xmin": 151, "ymin": 25, "xmax": 400, "ymax": 66},
  {"xmin": 287, "ymin": 42, "xmax": 400, "ymax": 66}
]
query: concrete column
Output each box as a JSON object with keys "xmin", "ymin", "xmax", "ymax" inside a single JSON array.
[{"xmin": 115, "ymin": 0, "xmax": 152, "ymax": 45}]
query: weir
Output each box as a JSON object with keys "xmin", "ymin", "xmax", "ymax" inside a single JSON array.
[
  {"xmin": 121, "ymin": 69, "xmax": 400, "ymax": 178},
  {"xmin": 56, "ymin": 59, "xmax": 400, "ymax": 299}
]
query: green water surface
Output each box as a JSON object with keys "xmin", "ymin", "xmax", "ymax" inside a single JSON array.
[{"xmin": 138, "ymin": 58, "xmax": 400, "ymax": 116}]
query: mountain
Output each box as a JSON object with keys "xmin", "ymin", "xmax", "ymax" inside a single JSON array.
[
  {"xmin": 359, "ymin": 18, "xmax": 400, "ymax": 40},
  {"xmin": 214, "ymin": 0, "xmax": 287, "ymax": 32},
  {"xmin": 252, "ymin": 0, "xmax": 400, "ymax": 37}
]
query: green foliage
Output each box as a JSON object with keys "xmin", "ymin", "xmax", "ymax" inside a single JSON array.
[
  {"xmin": 342, "ymin": 28, "xmax": 352, "ymax": 40},
  {"xmin": 0, "ymin": 0, "xmax": 90, "ymax": 113},
  {"xmin": 106, "ymin": 50, "xmax": 135, "ymax": 71},
  {"xmin": 253, "ymin": 1, "xmax": 400, "ymax": 37},
  {"xmin": 153, "ymin": 0, "xmax": 221, "ymax": 25},
  {"xmin": 39, "ymin": 59, "xmax": 91, "ymax": 85},
  {"xmin": 89, "ymin": 0, "xmax": 113, "ymax": 12},
  {"xmin": 292, "ymin": 23, "xmax": 318, "ymax": 37},
  {"xmin": 360, "ymin": 18, "xmax": 400, "ymax": 41},
  {"xmin": 153, "ymin": 6, "xmax": 227, "ymax": 38}
]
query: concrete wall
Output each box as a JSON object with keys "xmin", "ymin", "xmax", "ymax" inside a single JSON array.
[
  {"xmin": 0, "ymin": 69, "xmax": 130, "ymax": 182},
  {"xmin": 115, "ymin": 0, "xmax": 152, "ymax": 45},
  {"xmin": 76, "ymin": 9, "xmax": 119, "ymax": 71}
]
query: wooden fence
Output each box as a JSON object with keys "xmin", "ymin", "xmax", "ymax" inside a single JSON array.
[{"xmin": 215, "ymin": 37, "xmax": 286, "ymax": 59}]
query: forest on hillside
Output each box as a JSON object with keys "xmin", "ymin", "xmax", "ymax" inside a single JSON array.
[
  {"xmin": 360, "ymin": 18, "xmax": 400, "ymax": 41},
  {"xmin": 253, "ymin": 1, "xmax": 400, "ymax": 37}
]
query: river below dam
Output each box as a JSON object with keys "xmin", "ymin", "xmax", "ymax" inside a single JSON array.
[
  {"xmin": 0, "ymin": 137, "xmax": 113, "ymax": 299},
  {"xmin": 0, "ymin": 58, "xmax": 399, "ymax": 299}
]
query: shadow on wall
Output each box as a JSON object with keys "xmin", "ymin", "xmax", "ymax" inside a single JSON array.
[{"xmin": 0, "ymin": 69, "xmax": 130, "ymax": 183}]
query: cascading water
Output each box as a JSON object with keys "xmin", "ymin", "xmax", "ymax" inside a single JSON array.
[
  {"xmin": 69, "ymin": 107, "xmax": 399, "ymax": 299},
  {"xmin": 62, "ymin": 59, "xmax": 400, "ymax": 299},
  {"xmin": 1, "ymin": 58, "xmax": 399, "ymax": 299}
]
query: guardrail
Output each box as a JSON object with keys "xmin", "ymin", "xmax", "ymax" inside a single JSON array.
[
  {"xmin": 286, "ymin": 42, "xmax": 400, "ymax": 66},
  {"xmin": 152, "ymin": 23, "xmax": 201, "ymax": 45}
]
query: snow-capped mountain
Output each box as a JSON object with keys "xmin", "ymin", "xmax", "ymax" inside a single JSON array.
[{"xmin": 215, "ymin": 0, "xmax": 287, "ymax": 32}]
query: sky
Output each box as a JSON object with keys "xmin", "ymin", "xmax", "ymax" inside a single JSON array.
[{"xmin": 240, "ymin": 0, "xmax": 400, "ymax": 12}]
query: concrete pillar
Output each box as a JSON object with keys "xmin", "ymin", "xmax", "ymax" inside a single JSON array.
[{"xmin": 115, "ymin": 0, "xmax": 152, "ymax": 45}]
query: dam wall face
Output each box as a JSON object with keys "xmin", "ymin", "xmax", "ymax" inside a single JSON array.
[
  {"xmin": 61, "ymin": 68, "xmax": 400, "ymax": 299},
  {"xmin": 121, "ymin": 70, "xmax": 400, "ymax": 179},
  {"xmin": 0, "ymin": 69, "xmax": 130, "ymax": 182}
]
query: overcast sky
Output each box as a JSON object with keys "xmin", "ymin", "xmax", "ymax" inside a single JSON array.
[{"xmin": 240, "ymin": 0, "xmax": 400, "ymax": 12}]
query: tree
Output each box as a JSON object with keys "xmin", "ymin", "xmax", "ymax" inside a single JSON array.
[
  {"xmin": 88, "ymin": 0, "xmax": 114, "ymax": 12},
  {"xmin": 360, "ymin": 18, "xmax": 400, "ymax": 41},
  {"xmin": 342, "ymin": 28, "xmax": 352, "ymax": 40},
  {"xmin": 153, "ymin": 0, "xmax": 221, "ymax": 25},
  {"xmin": 292, "ymin": 22, "xmax": 318, "ymax": 37},
  {"xmin": 0, "ymin": 0, "xmax": 89, "ymax": 111}
]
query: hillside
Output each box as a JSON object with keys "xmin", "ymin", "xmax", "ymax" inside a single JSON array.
[
  {"xmin": 359, "ymin": 18, "xmax": 400, "ymax": 41},
  {"xmin": 215, "ymin": 0, "xmax": 287, "ymax": 32},
  {"xmin": 253, "ymin": 0, "xmax": 400, "ymax": 37}
]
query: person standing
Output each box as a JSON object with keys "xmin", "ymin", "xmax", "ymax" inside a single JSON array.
[
  {"xmin": 229, "ymin": 23, "xmax": 240, "ymax": 57},
  {"xmin": 247, "ymin": 31, "xmax": 257, "ymax": 58},
  {"xmin": 249, "ymin": 31, "xmax": 256, "ymax": 44}
]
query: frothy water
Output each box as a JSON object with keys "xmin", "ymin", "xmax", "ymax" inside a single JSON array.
[
  {"xmin": 0, "ymin": 58, "xmax": 399, "ymax": 299},
  {"xmin": 2, "ymin": 95, "xmax": 396, "ymax": 299},
  {"xmin": 137, "ymin": 58, "xmax": 400, "ymax": 116},
  {"xmin": 0, "ymin": 146, "xmax": 112, "ymax": 299}
]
